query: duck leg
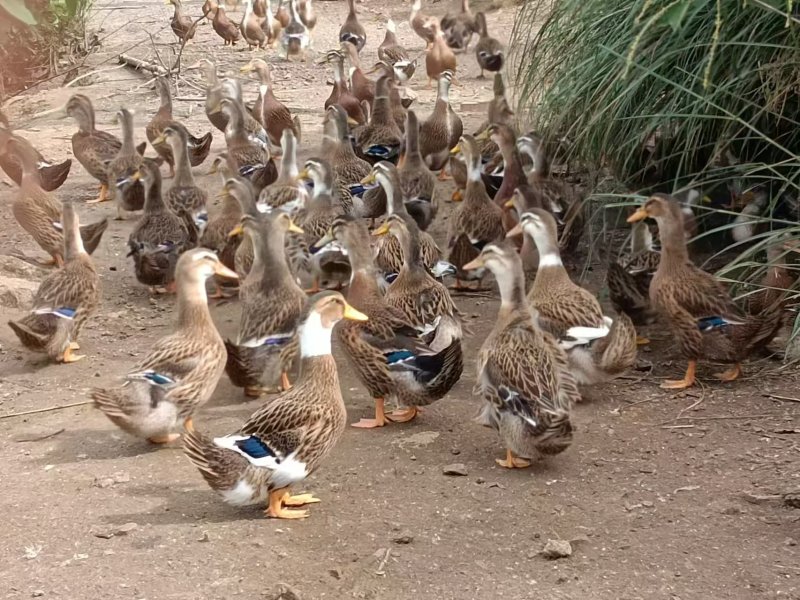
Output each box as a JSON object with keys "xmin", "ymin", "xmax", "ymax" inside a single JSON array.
[
  {"xmin": 451, "ymin": 189, "xmax": 463, "ymax": 202},
  {"xmin": 280, "ymin": 371, "xmax": 292, "ymax": 391},
  {"xmin": 636, "ymin": 336, "xmax": 650, "ymax": 345},
  {"xmin": 68, "ymin": 341, "xmax": 80, "ymax": 350},
  {"xmin": 86, "ymin": 183, "xmax": 109, "ymax": 204},
  {"xmin": 351, "ymin": 397, "xmax": 388, "ymax": 428},
  {"xmin": 147, "ymin": 432, "xmax": 181, "ymax": 444},
  {"xmin": 496, "ymin": 449, "xmax": 531, "ymax": 469},
  {"xmin": 437, "ymin": 167, "xmax": 451, "ymax": 181},
  {"xmin": 265, "ymin": 487, "xmax": 309, "ymax": 519},
  {"xmin": 304, "ymin": 278, "xmax": 321, "ymax": 294},
  {"xmin": 281, "ymin": 492, "xmax": 320, "ymax": 506},
  {"xmin": 386, "ymin": 406, "xmax": 419, "ymax": 423},
  {"xmin": 714, "ymin": 363, "xmax": 741, "ymax": 382},
  {"xmin": 660, "ymin": 359, "xmax": 696, "ymax": 390},
  {"xmin": 61, "ymin": 346, "xmax": 85, "ymax": 363},
  {"xmin": 184, "ymin": 417, "xmax": 194, "ymax": 433}
]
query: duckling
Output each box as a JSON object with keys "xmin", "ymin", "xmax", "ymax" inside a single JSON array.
[
  {"xmin": 419, "ymin": 70, "xmax": 462, "ymax": 176},
  {"xmin": 378, "ymin": 19, "xmax": 415, "ymax": 83},
  {"xmin": 509, "ymin": 209, "xmax": 638, "ymax": 385},
  {"xmin": 8, "ymin": 202, "xmax": 101, "ymax": 364},
  {"xmin": 316, "ymin": 215, "xmax": 462, "ymax": 427},
  {"xmin": 212, "ymin": 4, "xmax": 240, "ymax": 45},
  {"xmin": 628, "ymin": 194, "xmax": 784, "ymax": 389},
  {"xmin": 463, "ymin": 242, "xmax": 577, "ymax": 468},
  {"xmin": 127, "ymin": 161, "xmax": 196, "ymax": 293},
  {"xmin": 321, "ymin": 50, "xmax": 366, "ymax": 125},
  {"xmin": 341, "ymin": 40, "xmax": 374, "ymax": 106},
  {"xmin": 356, "ymin": 75, "xmax": 403, "ymax": 163},
  {"xmin": 0, "ymin": 112, "xmax": 71, "ymax": 191},
  {"xmin": 92, "ymin": 249, "xmax": 236, "ymax": 443},
  {"xmin": 339, "ymin": 0, "xmax": 366, "ymax": 52},
  {"xmin": 241, "ymin": 59, "xmax": 301, "ymax": 151},
  {"xmin": 447, "ymin": 135, "xmax": 504, "ymax": 289},
  {"xmin": 184, "ymin": 291, "xmax": 366, "ymax": 519},
  {"xmin": 5, "ymin": 138, "xmax": 108, "ymax": 267},
  {"xmin": 153, "ymin": 124, "xmax": 209, "ymax": 231},
  {"xmin": 474, "ymin": 12, "xmax": 503, "ymax": 78},
  {"xmin": 441, "ymin": 0, "xmax": 476, "ymax": 52},
  {"xmin": 280, "ymin": 0, "xmax": 310, "ymax": 61},
  {"xmin": 425, "ymin": 18, "xmax": 457, "ymax": 87},
  {"xmin": 398, "ymin": 110, "xmax": 437, "ymax": 230},
  {"xmin": 146, "ymin": 77, "xmax": 213, "ymax": 177},
  {"xmin": 106, "ymin": 108, "xmax": 146, "ymax": 217},
  {"xmin": 225, "ymin": 213, "xmax": 307, "ymax": 396},
  {"xmin": 409, "ymin": 0, "xmax": 435, "ymax": 50},
  {"xmin": 240, "ymin": 0, "xmax": 267, "ymax": 49},
  {"xmin": 168, "ymin": 0, "xmax": 198, "ymax": 43}
]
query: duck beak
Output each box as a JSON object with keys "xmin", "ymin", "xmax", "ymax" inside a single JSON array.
[
  {"xmin": 130, "ymin": 171, "xmax": 142, "ymax": 182},
  {"xmin": 627, "ymin": 207, "xmax": 649, "ymax": 223},
  {"xmin": 228, "ymin": 224, "xmax": 244, "ymax": 237},
  {"xmin": 360, "ymin": 172, "xmax": 376, "ymax": 185},
  {"xmin": 475, "ymin": 129, "xmax": 490, "ymax": 141},
  {"xmin": 506, "ymin": 223, "xmax": 523, "ymax": 238},
  {"xmin": 346, "ymin": 116, "xmax": 360, "ymax": 127},
  {"xmin": 449, "ymin": 144, "xmax": 461, "ymax": 156},
  {"xmin": 239, "ymin": 63, "xmax": 254, "ymax": 73},
  {"xmin": 213, "ymin": 262, "xmax": 239, "ymax": 280},
  {"xmin": 503, "ymin": 198, "xmax": 514, "ymax": 209},
  {"xmin": 208, "ymin": 161, "xmax": 221, "ymax": 175},
  {"xmin": 152, "ymin": 133, "xmax": 167, "ymax": 146},
  {"xmin": 342, "ymin": 301, "xmax": 369, "ymax": 321},
  {"xmin": 288, "ymin": 220, "xmax": 304, "ymax": 234},
  {"xmin": 372, "ymin": 222, "xmax": 390, "ymax": 237},
  {"xmin": 463, "ymin": 256, "xmax": 484, "ymax": 270},
  {"xmin": 208, "ymin": 103, "xmax": 222, "ymax": 115},
  {"xmin": 297, "ymin": 168, "xmax": 310, "ymax": 180},
  {"xmin": 312, "ymin": 230, "xmax": 333, "ymax": 251}
]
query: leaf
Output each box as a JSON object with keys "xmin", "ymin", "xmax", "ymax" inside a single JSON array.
[
  {"xmin": 0, "ymin": 0, "xmax": 37, "ymax": 25},
  {"xmin": 662, "ymin": 0, "xmax": 692, "ymax": 32}
]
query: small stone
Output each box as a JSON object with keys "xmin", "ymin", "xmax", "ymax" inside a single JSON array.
[
  {"xmin": 443, "ymin": 463, "xmax": 468, "ymax": 476},
  {"xmin": 328, "ymin": 568, "xmax": 342, "ymax": 580},
  {"xmin": 475, "ymin": 477, "xmax": 486, "ymax": 484},
  {"xmin": 392, "ymin": 534, "xmax": 413, "ymax": 545},
  {"xmin": 112, "ymin": 472, "xmax": 130, "ymax": 484},
  {"xmin": 784, "ymin": 537, "xmax": 797, "ymax": 547},
  {"xmin": 197, "ymin": 531, "xmax": 210, "ymax": 543},
  {"xmin": 92, "ymin": 477, "xmax": 114, "ymax": 489},
  {"xmin": 31, "ymin": 591, "xmax": 45, "ymax": 598},
  {"xmin": 115, "ymin": 522, "xmax": 138, "ymax": 535},
  {"xmin": 641, "ymin": 500, "xmax": 654, "ymax": 508},
  {"xmin": 721, "ymin": 506, "xmax": 743, "ymax": 515},
  {"xmin": 540, "ymin": 539, "xmax": 572, "ymax": 560}
]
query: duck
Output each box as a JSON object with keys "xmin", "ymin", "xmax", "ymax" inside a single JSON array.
[
  {"xmin": 230, "ymin": 179, "xmax": 262, "ymax": 279},
  {"xmin": 607, "ymin": 219, "xmax": 661, "ymax": 330},
  {"xmin": 254, "ymin": 0, "xmax": 281, "ymax": 46},
  {"xmin": 92, "ymin": 249, "xmax": 236, "ymax": 443},
  {"xmin": 4, "ymin": 138, "xmax": 108, "ymax": 267},
  {"xmin": 321, "ymin": 50, "xmax": 366, "ymax": 125},
  {"xmin": 280, "ymin": 0, "xmax": 311, "ymax": 61},
  {"xmin": 191, "ymin": 59, "xmax": 227, "ymax": 133},
  {"xmin": 322, "ymin": 104, "xmax": 372, "ymax": 211},
  {"xmin": 211, "ymin": 97, "xmax": 277, "ymax": 193},
  {"xmin": 447, "ymin": 135, "xmax": 504, "ymax": 289},
  {"xmin": 481, "ymin": 123, "xmax": 523, "ymax": 207},
  {"xmin": 183, "ymin": 291, "xmax": 366, "ymax": 519},
  {"xmin": 316, "ymin": 215, "xmax": 462, "ymax": 427},
  {"xmin": 363, "ymin": 162, "xmax": 442, "ymax": 279},
  {"xmin": 463, "ymin": 242, "xmax": 577, "ymax": 468},
  {"xmin": 200, "ymin": 176, "xmax": 245, "ymax": 298},
  {"xmin": 241, "ymin": 59, "xmax": 301, "ymax": 151},
  {"xmin": 339, "ymin": 0, "xmax": 366, "ymax": 52},
  {"xmin": 355, "ymin": 75, "xmax": 403, "ymax": 163},
  {"xmin": 167, "ymin": 0, "xmax": 197, "ymax": 43},
  {"xmin": 212, "ymin": 4, "xmax": 240, "ymax": 45},
  {"xmin": 146, "ymin": 77, "xmax": 213, "ymax": 177},
  {"xmin": 378, "ymin": 19, "xmax": 415, "ymax": 83},
  {"xmin": 202, "ymin": 0, "xmax": 218, "ymax": 18},
  {"xmin": 474, "ymin": 12, "xmax": 503, "ymax": 78},
  {"xmin": 365, "ymin": 60, "xmax": 411, "ymax": 133},
  {"xmin": 0, "ymin": 113, "xmax": 71, "ymax": 191},
  {"xmin": 627, "ymin": 194, "xmax": 784, "ymax": 389},
  {"xmin": 398, "ymin": 110, "xmax": 437, "ymax": 230},
  {"xmin": 127, "ymin": 161, "xmax": 196, "ymax": 293},
  {"xmin": 66, "ymin": 94, "xmax": 145, "ymax": 204},
  {"xmin": 441, "ymin": 0, "xmax": 476, "ymax": 52},
  {"xmin": 295, "ymin": 158, "xmax": 349, "ymax": 292},
  {"xmin": 299, "ymin": 0, "xmax": 316, "ymax": 36},
  {"xmin": 373, "ymin": 213, "xmax": 463, "ymax": 398},
  {"xmin": 153, "ymin": 123, "xmax": 209, "ymax": 231},
  {"xmin": 746, "ymin": 243, "xmax": 795, "ymax": 317},
  {"xmin": 8, "ymin": 201, "xmax": 101, "ymax": 364},
  {"xmin": 517, "ymin": 131, "xmax": 585, "ymax": 253},
  {"xmin": 240, "ymin": 0, "xmax": 267, "ymax": 49},
  {"xmin": 409, "ymin": 0, "xmax": 435, "ymax": 50},
  {"xmin": 225, "ymin": 212, "xmax": 307, "ymax": 397},
  {"xmin": 425, "ymin": 18, "xmax": 457, "ymax": 87},
  {"xmin": 107, "ymin": 108, "xmax": 146, "ymax": 217},
  {"xmin": 220, "ymin": 78, "xmax": 270, "ymax": 149},
  {"xmin": 275, "ymin": 0, "xmax": 290, "ymax": 28},
  {"xmin": 341, "ymin": 40, "xmax": 375, "ymax": 105},
  {"xmin": 419, "ymin": 70, "xmax": 462, "ymax": 176},
  {"xmin": 508, "ymin": 209, "xmax": 637, "ymax": 385},
  {"xmin": 258, "ymin": 129, "xmax": 306, "ymax": 211}
]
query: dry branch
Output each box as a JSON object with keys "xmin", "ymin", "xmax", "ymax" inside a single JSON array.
[{"xmin": 118, "ymin": 54, "xmax": 168, "ymax": 76}]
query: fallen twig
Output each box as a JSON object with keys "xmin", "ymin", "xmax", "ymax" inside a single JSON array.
[
  {"xmin": 118, "ymin": 54, "xmax": 168, "ymax": 76},
  {"xmin": 175, "ymin": 96, "xmax": 206, "ymax": 102},
  {"xmin": 1, "ymin": 400, "xmax": 94, "ymax": 420},
  {"xmin": 375, "ymin": 548, "xmax": 391, "ymax": 576},
  {"xmin": 678, "ymin": 414, "xmax": 773, "ymax": 422},
  {"xmin": 15, "ymin": 428, "xmax": 66, "ymax": 442},
  {"xmin": 763, "ymin": 392, "xmax": 800, "ymax": 404}
]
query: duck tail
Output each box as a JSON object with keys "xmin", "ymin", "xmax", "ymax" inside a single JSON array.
[
  {"xmin": 224, "ymin": 340, "xmax": 268, "ymax": 389},
  {"xmin": 595, "ymin": 312, "xmax": 638, "ymax": 377},
  {"xmin": 184, "ymin": 428, "xmax": 248, "ymax": 492},
  {"xmin": 746, "ymin": 298, "xmax": 785, "ymax": 355},
  {"xmin": 8, "ymin": 317, "xmax": 48, "ymax": 350},
  {"xmin": 606, "ymin": 261, "xmax": 651, "ymax": 324},
  {"xmin": 537, "ymin": 408, "xmax": 573, "ymax": 456},
  {"xmin": 421, "ymin": 337, "xmax": 463, "ymax": 398},
  {"xmin": 90, "ymin": 387, "xmax": 131, "ymax": 426}
]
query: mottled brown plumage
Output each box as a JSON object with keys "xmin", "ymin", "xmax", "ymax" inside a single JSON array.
[
  {"xmin": 168, "ymin": 0, "xmax": 198, "ymax": 42},
  {"xmin": 425, "ymin": 19, "xmax": 457, "ymax": 87},
  {"xmin": 355, "ymin": 76, "xmax": 403, "ymax": 162},
  {"xmin": 0, "ymin": 118, "xmax": 71, "ymax": 191},
  {"xmin": 419, "ymin": 70, "xmax": 461, "ymax": 172},
  {"xmin": 107, "ymin": 108, "xmax": 146, "ymax": 216},
  {"xmin": 607, "ymin": 221, "xmax": 661, "ymax": 325},
  {"xmin": 212, "ymin": 4, "xmax": 240, "ymax": 45},
  {"xmin": 242, "ymin": 59, "xmax": 301, "ymax": 150},
  {"xmin": 398, "ymin": 110, "xmax": 437, "ymax": 230},
  {"xmin": 474, "ymin": 12, "xmax": 503, "ymax": 77},
  {"xmin": 339, "ymin": 0, "xmax": 366, "ymax": 51},
  {"xmin": 322, "ymin": 51, "xmax": 366, "ymax": 125},
  {"xmin": 157, "ymin": 124, "xmax": 209, "ymax": 225}
]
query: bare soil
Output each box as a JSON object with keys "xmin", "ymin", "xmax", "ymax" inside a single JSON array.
[{"xmin": 0, "ymin": 1, "xmax": 798, "ymax": 599}]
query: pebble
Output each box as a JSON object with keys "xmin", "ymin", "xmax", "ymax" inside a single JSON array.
[
  {"xmin": 392, "ymin": 534, "xmax": 414, "ymax": 545},
  {"xmin": 31, "ymin": 592, "xmax": 45, "ymax": 598},
  {"xmin": 540, "ymin": 539, "xmax": 572, "ymax": 560},
  {"xmin": 443, "ymin": 463, "xmax": 468, "ymax": 476}
]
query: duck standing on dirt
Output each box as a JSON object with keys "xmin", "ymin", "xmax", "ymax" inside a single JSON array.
[{"xmin": 184, "ymin": 292, "xmax": 367, "ymax": 519}]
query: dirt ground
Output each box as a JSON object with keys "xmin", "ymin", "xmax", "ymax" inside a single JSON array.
[{"xmin": 0, "ymin": 1, "xmax": 798, "ymax": 598}]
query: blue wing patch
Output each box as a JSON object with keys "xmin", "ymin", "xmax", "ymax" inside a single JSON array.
[
  {"xmin": 385, "ymin": 350, "xmax": 415, "ymax": 364},
  {"xmin": 33, "ymin": 307, "xmax": 76, "ymax": 319},
  {"xmin": 365, "ymin": 145, "xmax": 400, "ymax": 160},
  {"xmin": 234, "ymin": 436, "xmax": 275, "ymax": 460},
  {"xmin": 697, "ymin": 316, "xmax": 740, "ymax": 332}
]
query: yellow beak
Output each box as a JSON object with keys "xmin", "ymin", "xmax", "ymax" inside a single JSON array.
[
  {"xmin": 313, "ymin": 230, "xmax": 333, "ymax": 250},
  {"xmin": 342, "ymin": 301, "xmax": 369, "ymax": 321},
  {"xmin": 228, "ymin": 224, "xmax": 244, "ymax": 237},
  {"xmin": 506, "ymin": 223, "xmax": 523, "ymax": 238},
  {"xmin": 208, "ymin": 103, "xmax": 222, "ymax": 115},
  {"xmin": 240, "ymin": 63, "xmax": 254, "ymax": 73},
  {"xmin": 627, "ymin": 207, "xmax": 649, "ymax": 223},
  {"xmin": 503, "ymin": 198, "xmax": 514, "ymax": 209},
  {"xmin": 360, "ymin": 172, "xmax": 376, "ymax": 185},
  {"xmin": 297, "ymin": 168, "xmax": 310, "ymax": 180},
  {"xmin": 475, "ymin": 129, "xmax": 490, "ymax": 141},
  {"xmin": 152, "ymin": 133, "xmax": 167, "ymax": 146},
  {"xmin": 346, "ymin": 116, "xmax": 360, "ymax": 127},
  {"xmin": 288, "ymin": 220, "xmax": 304, "ymax": 234},
  {"xmin": 213, "ymin": 262, "xmax": 239, "ymax": 280},
  {"xmin": 449, "ymin": 144, "xmax": 461, "ymax": 156},
  {"xmin": 462, "ymin": 256, "xmax": 484, "ymax": 270},
  {"xmin": 372, "ymin": 222, "xmax": 390, "ymax": 237},
  {"xmin": 130, "ymin": 171, "xmax": 142, "ymax": 182}
]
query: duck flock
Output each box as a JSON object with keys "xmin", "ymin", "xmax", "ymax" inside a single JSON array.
[{"xmin": 0, "ymin": 0, "xmax": 794, "ymax": 520}]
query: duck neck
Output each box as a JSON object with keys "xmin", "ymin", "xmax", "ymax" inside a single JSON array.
[
  {"xmin": 346, "ymin": 0, "xmax": 356, "ymax": 17},
  {"xmin": 280, "ymin": 139, "xmax": 298, "ymax": 180},
  {"xmin": 177, "ymin": 276, "xmax": 215, "ymax": 331},
  {"xmin": 405, "ymin": 116, "xmax": 423, "ymax": 164},
  {"xmin": 656, "ymin": 212, "xmax": 690, "ymax": 266},
  {"xmin": 495, "ymin": 259, "xmax": 527, "ymax": 315},
  {"xmin": 460, "ymin": 0, "xmax": 470, "ymax": 13},
  {"xmin": 143, "ymin": 174, "xmax": 165, "ymax": 214},
  {"xmin": 397, "ymin": 225, "xmax": 424, "ymax": 272},
  {"xmin": 383, "ymin": 178, "xmax": 402, "ymax": 215},
  {"xmin": 347, "ymin": 233, "xmax": 383, "ymax": 298},
  {"xmin": 529, "ymin": 227, "xmax": 569, "ymax": 285},
  {"xmin": 62, "ymin": 205, "xmax": 86, "ymax": 262},
  {"xmin": 172, "ymin": 138, "xmax": 194, "ymax": 187},
  {"xmin": 120, "ymin": 113, "xmax": 136, "ymax": 155},
  {"xmin": 76, "ymin": 104, "xmax": 96, "ymax": 134},
  {"xmin": 224, "ymin": 104, "xmax": 247, "ymax": 143},
  {"xmin": 157, "ymin": 81, "xmax": 173, "ymax": 117},
  {"xmin": 531, "ymin": 143, "xmax": 550, "ymax": 178},
  {"xmin": 372, "ymin": 95, "xmax": 393, "ymax": 125},
  {"xmin": 254, "ymin": 228, "xmax": 294, "ymax": 286}
]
